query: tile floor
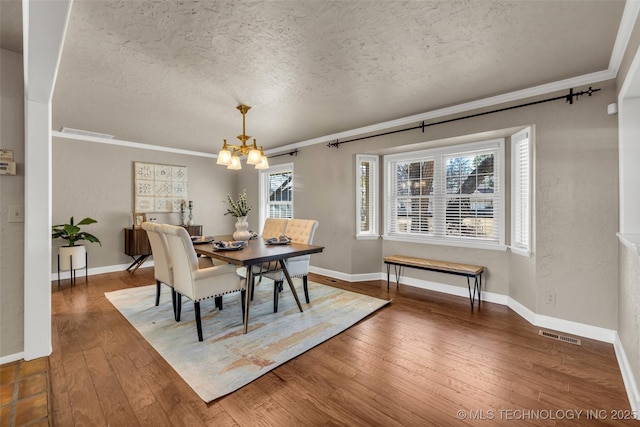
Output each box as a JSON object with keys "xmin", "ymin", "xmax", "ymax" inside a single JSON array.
[{"xmin": 0, "ymin": 358, "xmax": 50, "ymax": 427}]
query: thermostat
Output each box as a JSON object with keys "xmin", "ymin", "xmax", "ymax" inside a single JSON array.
[{"xmin": 0, "ymin": 161, "xmax": 16, "ymax": 175}]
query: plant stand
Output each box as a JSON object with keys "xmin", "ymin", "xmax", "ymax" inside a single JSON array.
[{"xmin": 57, "ymin": 252, "xmax": 88, "ymax": 288}]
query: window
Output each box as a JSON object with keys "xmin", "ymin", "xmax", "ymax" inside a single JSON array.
[
  {"xmin": 356, "ymin": 155, "xmax": 379, "ymax": 239},
  {"xmin": 511, "ymin": 127, "xmax": 532, "ymax": 255},
  {"xmin": 384, "ymin": 139, "xmax": 505, "ymax": 249},
  {"xmin": 259, "ymin": 163, "xmax": 293, "ymax": 232}
]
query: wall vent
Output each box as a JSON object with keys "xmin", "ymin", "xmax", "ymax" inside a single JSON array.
[{"xmin": 539, "ymin": 330, "xmax": 581, "ymax": 345}]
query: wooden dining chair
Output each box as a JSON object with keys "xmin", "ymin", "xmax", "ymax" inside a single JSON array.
[{"xmin": 161, "ymin": 224, "xmax": 246, "ymax": 341}]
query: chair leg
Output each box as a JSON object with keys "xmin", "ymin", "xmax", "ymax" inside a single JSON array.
[
  {"xmin": 171, "ymin": 289, "xmax": 177, "ymax": 320},
  {"xmin": 273, "ymin": 282, "xmax": 278, "ymax": 313},
  {"xmin": 215, "ymin": 296, "xmax": 223, "ymax": 310},
  {"xmin": 175, "ymin": 292, "xmax": 182, "ymax": 322},
  {"xmin": 155, "ymin": 280, "xmax": 161, "ymax": 306},
  {"xmin": 273, "ymin": 280, "xmax": 283, "ymax": 313},
  {"xmin": 303, "ymin": 275, "xmax": 310, "ymax": 304},
  {"xmin": 250, "ymin": 275, "xmax": 256, "ymax": 301},
  {"xmin": 240, "ymin": 289, "xmax": 246, "ymax": 319},
  {"xmin": 194, "ymin": 301, "xmax": 203, "ymax": 342}
]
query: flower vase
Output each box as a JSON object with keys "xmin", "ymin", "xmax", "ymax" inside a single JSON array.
[{"xmin": 233, "ymin": 216, "xmax": 251, "ymax": 241}]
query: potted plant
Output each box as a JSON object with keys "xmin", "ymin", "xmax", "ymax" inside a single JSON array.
[
  {"xmin": 52, "ymin": 216, "xmax": 101, "ymax": 271},
  {"xmin": 224, "ymin": 189, "xmax": 252, "ymax": 240}
]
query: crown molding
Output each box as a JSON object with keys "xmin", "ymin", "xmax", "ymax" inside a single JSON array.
[
  {"xmin": 52, "ymin": 130, "xmax": 216, "ymax": 158},
  {"xmin": 609, "ymin": 0, "xmax": 640, "ymax": 74}
]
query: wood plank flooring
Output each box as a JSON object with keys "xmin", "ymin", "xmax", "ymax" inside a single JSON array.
[{"xmin": 45, "ymin": 268, "xmax": 635, "ymax": 426}]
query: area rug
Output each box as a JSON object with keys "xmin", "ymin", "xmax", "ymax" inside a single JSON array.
[{"xmin": 105, "ymin": 279, "xmax": 389, "ymax": 402}]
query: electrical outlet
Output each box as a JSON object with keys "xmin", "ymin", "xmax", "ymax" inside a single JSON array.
[
  {"xmin": 8, "ymin": 205, "xmax": 24, "ymax": 223},
  {"xmin": 546, "ymin": 292, "xmax": 556, "ymax": 305}
]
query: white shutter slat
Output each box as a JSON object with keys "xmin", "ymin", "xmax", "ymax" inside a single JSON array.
[{"xmin": 511, "ymin": 128, "xmax": 531, "ymax": 253}]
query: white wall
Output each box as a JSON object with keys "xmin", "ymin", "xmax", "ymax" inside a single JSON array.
[
  {"xmin": 0, "ymin": 49, "xmax": 25, "ymax": 357},
  {"xmin": 51, "ymin": 138, "xmax": 238, "ymax": 273}
]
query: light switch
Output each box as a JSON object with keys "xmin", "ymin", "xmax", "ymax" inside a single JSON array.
[{"xmin": 8, "ymin": 205, "xmax": 24, "ymax": 223}]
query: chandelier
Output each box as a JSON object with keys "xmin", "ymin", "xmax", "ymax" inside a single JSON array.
[{"xmin": 216, "ymin": 104, "xmax": 269, "ymax": 170}]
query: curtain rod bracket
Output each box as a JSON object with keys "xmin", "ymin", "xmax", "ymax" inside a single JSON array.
[
  {"xmin": 327, "ymin": 140, "xmax": 340, "ymax": 149},
  {"xmin": 566, "ymin": 86, "xmax": 600, "ymax": 104}
]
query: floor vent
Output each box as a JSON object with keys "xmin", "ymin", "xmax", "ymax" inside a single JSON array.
[{"xmin": 539, "ymin": 330, "xmax": 581, "ymax": 345}]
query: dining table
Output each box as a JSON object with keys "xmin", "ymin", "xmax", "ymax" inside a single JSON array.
[{"xmin": 194, "ymin": 235, "xmax": 324, "ymax": 333}]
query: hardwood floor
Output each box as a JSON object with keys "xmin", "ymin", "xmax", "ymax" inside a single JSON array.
[{"xmin": 46, "ymin": 268, "xmax": 635, "ymax": 426}]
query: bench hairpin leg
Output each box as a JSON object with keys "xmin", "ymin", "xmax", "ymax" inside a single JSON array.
[
  {"xmin": 394, "ymin": 265, "xmax": 402, "ymax": 289},
  {"xmin": 386, "ymin": 263, "xmax": 391, "ymax": 290},
  {"xmin": 469, "ymin": 274, "xmax": 482, "ymax": 309},
  {"xmin": 467, "ymin": 275, "xmax": 474, "ymax": 309}
]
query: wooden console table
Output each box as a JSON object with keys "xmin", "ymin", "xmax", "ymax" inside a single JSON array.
[{"xmin": 124, "ymin": 225, "xmax": 202, "ymax": 272}]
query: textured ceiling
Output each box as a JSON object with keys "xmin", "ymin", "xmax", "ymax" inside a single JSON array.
[
  {"xmin": 0, "ymin": 1, "xmax": 23, "ymax": 54},
  {"xmin": 25, "ymin": 1, "xmax": 632, "ymax": 152}
]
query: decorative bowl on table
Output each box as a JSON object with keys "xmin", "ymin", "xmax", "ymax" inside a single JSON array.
[
  {"xmin": 213, "ymin": 240, "xmax": 247, "ymax": 251},
  {"xmin": 265, "ymin": 235, "xmax": 291, "ymax": 245},
  {"xmin": 191, "ymin": 236, "xmax": 214, "ymax": 244}
]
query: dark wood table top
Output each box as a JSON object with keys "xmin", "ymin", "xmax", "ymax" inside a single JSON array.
[{"xmin": 194, "ymin": 236, "xmax": 324, "ymax": 266}]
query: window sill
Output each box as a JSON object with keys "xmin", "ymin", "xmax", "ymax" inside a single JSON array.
[
  {"xmin": 382, "ymin": 234, "xmax": 507, "ymax": 251},
  {"xmin": 356, "ymin": 234, "xmax": 380, "ymax": 240},
  {"xmin": 509, "ymin": 246, "xmax": 532, "ymax": 257},
  {"xmin": 617, "ymin": 233, "xmax": 640, "ymax": 256}
]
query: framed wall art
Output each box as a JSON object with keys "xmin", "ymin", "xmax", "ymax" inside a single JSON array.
[
  {"xmin": 133, "ymin": 212, "xmax": 147, "ymax": 228},
  {"xmin": 133, "ymin": 161, "xmax": 188, "ymax": 213}
]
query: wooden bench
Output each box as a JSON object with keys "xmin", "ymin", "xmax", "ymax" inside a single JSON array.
[{"xmin": 384, "ymin": 255, "xmax": 484, "ymax": 309}]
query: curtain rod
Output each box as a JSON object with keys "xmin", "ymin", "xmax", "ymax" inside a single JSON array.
[
  {"xmin": 327, "ymin": 86, "xmax": 600, "ymax": 149},
  {"xmin": 267, "ymin": 149, "xmax": 299, "ymax": 159}
]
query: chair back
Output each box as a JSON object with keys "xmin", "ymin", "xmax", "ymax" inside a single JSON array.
[
  {"xmin": 286, "ymin": 219, "xmax": 318, "ymax": 245},
  {"xmin": 142, "ymin": 222, "xmax": 172, "ymax": 286},
  {"xmin": 161, "ymin": 224, "xmax": 199, "ymax": 298},
  {"xmin": 283, "ymin": 219, "xmax": 318, "ymax": 277},
  {"xmin": 261, "ymin": 218, "xmax": 288, "ymax": 239}
]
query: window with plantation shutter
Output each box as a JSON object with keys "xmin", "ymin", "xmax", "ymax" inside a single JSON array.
[
  {"xmin": 384, "ymin": 139, "xmax": 505, "ymax": 250},
  {"xmin": 511, "ymin": 128, "xmax": 532, "ymax": 255},
  {"xmin": 259, "ymin": 163, "xmax": 293, "ymax": 233},
  {"xmin": 356, "ymin": 155, "xmax": 378, "ymax": 239}
]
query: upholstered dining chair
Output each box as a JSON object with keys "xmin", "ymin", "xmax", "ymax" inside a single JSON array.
[
  {"xmin": 261, "ymin": 218, "xmax": 288, "ymax": 239},
  {"xmin": 141, "ymin": 222, "xmax": 172, "ymax": 308},
  {"xmin": 264, "ymin": 219, "xmax": 318, "ymax": 312},
  {"xmin": 161, "ymin": 224, "xmax": 246, "ymax": 341},
  {"xmin": 142, "ymin": 222, "xmax": 214, "ymax": 317},
  {"xmin": 237, "ymin": 218, "xmax": 289, "ymax": 300}
]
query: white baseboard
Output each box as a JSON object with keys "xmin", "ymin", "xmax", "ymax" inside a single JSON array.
[
  {"xmin": 507, "ymin": 297, "xmax": 617, "ymax": 343},
  {"xmin": 614, "ymin": 333, "xmax": 640, "ymax": 413},
  {"xmin": 0, "ymin": 351, "xmax": 25, "ymax": 365},
  {"xmin": 309, "ymin": 266, "xmax": 380, "ymax": 282},
  {"xmin": 50, "ymin": 261, "xmax": 154, "ymax": 282}
]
